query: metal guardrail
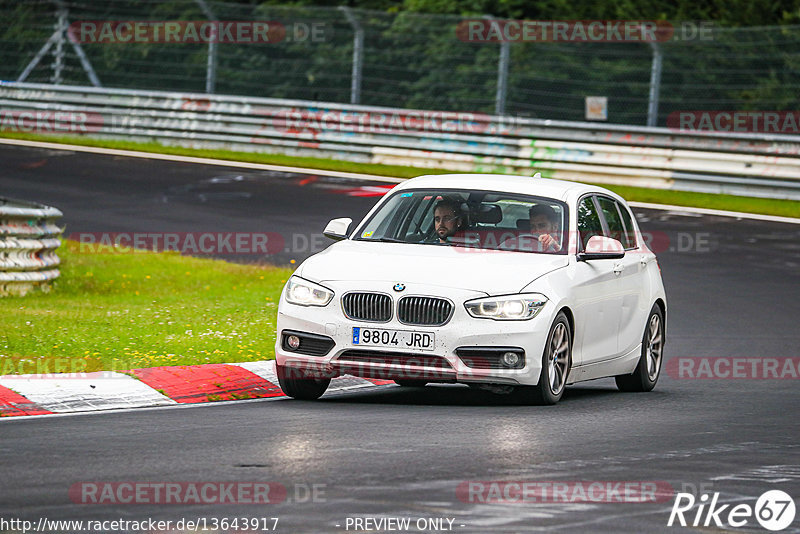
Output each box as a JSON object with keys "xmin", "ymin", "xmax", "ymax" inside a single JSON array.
[
  {"xmin": 1, "ymin": 82, "xmax": 800, "ymax": 200},
  {"xmin": 0, "ymin": 197, "xmax": 62, "ymax": 296}
]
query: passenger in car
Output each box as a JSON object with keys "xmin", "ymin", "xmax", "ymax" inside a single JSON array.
[{"xmin": 529, "ymin": 204, "xmax": 562, "ymax": 252}]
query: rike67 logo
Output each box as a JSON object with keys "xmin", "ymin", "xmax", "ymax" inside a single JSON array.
[{"xmin": 668, "ymin": 490, "xmax": 796, "ymax": 531}]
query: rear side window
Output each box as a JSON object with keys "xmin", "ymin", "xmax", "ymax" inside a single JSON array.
[
  {"xmin": 577, "ymin": 196, "xmax": 603, "ymax": 250},
  {"xmin": 616, "ymin": 203, "xmax": 637, "ymax": 249},
  {"xmin": 597, "ymin": 196, "xmax": 636, "ymax": 249},
  {"xmin": 597, "ymin": 197, "xmax": 625, "ymax": 246}
]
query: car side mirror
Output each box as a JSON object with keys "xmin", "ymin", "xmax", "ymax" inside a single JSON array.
[
  {"xmin": 323, "ymin": 217, "xmax": 352, "ymax": 241},
  {"xmin": 577, "ymin": 235, "xmax": 625, "ymax": 261}
]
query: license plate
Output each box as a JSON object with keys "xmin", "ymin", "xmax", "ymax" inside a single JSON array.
[{"xmin": 352, "ymin": 327, "xmax": 435, "ymax": 351}]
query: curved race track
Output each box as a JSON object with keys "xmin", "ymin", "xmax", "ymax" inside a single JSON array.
[{"xmin": 1, "ymin": 143, "xmax": 799, "ymax": 533}]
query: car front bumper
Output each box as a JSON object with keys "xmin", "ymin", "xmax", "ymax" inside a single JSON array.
[{"xmin": 275, "ymin": 282, "xmax": 554, "ymax": 387}]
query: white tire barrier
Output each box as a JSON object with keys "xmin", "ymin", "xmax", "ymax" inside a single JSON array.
[{"xmin": 0, "ymin": 198, "xmax": 62, "ymax": 296}]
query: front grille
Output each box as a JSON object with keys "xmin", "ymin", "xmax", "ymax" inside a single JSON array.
[
  {"xmin": 456, "ymin": 347, "xmax": 526, "ymax": 369},
  {"xmin": 342, "ymin": 292, "xmax": 392, "ymax": 322},
  {"xmin": 281, "ymin": 330, "xmax": 335, "ymax": 356},
  {"xmin": 397, "ymin": 296, "xmax": 453, "ymax": 326},
  {"xmin": 337, "ymin": 349, "xmax": 453, "ymax": 369}
]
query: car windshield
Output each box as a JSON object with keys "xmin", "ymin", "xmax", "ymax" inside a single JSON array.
[{"xmin": 353, "ymin": 189, "xmax": 568, "ymax": 254}]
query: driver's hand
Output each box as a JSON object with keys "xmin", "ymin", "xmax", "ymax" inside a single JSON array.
[{"xmin": 539, "ymin": 233, "xmax": 560, "ymax": 251}]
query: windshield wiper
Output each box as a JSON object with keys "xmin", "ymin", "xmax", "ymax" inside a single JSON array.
[
  {"xmin": 360, "ymin": 236, "xmax": 407, "ymax": 243},
  {"xmin": 417, "ymin": 240, "xmax": 472, "ymax": 248}
]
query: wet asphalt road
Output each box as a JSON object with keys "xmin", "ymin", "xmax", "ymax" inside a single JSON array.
[{"xmin": 1, "ymin": 143, "xmax": 799, "ymax": 533}]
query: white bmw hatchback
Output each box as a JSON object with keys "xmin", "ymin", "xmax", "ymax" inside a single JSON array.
[{"xmin": 275, "ymin": 174, "xmax": 666, "ymax": 404}]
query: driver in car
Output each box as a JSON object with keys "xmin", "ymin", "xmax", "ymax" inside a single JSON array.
[
  {"xmin": 529, "ymin": 204, "xmax": 562, "ymax": 252},
  {"xmin": 431, "ymin": 198, "xmax": 465, "ymax": 244}
]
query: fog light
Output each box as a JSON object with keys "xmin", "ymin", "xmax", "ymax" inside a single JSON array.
[
  {"xmin": 501, "ymin": 351, "xmax": 520, "ymax": 367},
  {"xmin": 287, "ymin": 335, "xmax": 301, "ymax": 350}
]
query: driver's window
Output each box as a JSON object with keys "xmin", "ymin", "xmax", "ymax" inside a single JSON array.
[{"xmin": 577, "ymin": 196, "xmax": 603, "ymax": 251}]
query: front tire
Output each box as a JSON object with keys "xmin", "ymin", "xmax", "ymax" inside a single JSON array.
[
  {"xmin": 616, "ymin": 305, "xmax": 664, "ymax": 392},
  {"xmin": 516, "ymin": 312, "xmax": 571, "ymax": 405},
  {"xmin": 276, "ymin": 362, "xmax": 331, "ymax": 400}
]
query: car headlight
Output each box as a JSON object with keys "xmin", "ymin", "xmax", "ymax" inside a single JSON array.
[
  {"xmin": 284, "ymin": 276, "xmax": 334, "ymax": 307},
  {"xmin": 464, "ymin": 293, "xmax": 547, "ymax": 320}
]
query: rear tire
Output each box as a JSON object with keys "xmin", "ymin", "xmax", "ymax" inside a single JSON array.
[
  {"xmin": 515, "ymin": 312, "xmax": 571, "ymax": 405},
  {"xmin": 616, "ymin": 305, "xmax": 664, "ymax": 392},
  {"xmin": 394, "ymin": 380, "xmax": 427, "ymax": 387},
  {"xmin": 276, "ymin": 362, "xmax": 331, "ymax": 400}
]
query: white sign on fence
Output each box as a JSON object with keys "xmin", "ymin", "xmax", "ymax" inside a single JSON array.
[{"xmin": 585, "ymin": 96, "xmax": 608, "ymax": 121}]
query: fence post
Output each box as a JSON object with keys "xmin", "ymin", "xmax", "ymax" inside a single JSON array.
[
  {"xmin": 195, "ymin": 0, "xmax": 217, "ymax": 93},
  {"xmin": 483, "ymin": 16, "xmax": 509, "ymax": 116},
  {"xmin": 496, "ymin": 40, "xmax": 510, "ymax": 116},
  {"xmin": 339, "ymin": 6, "xmax": 364, "ymax": 105},
  {"xmin": 51, "ymin": 7, "xmax": 67, "ymax": 84},
  {"xmin": 647, "ymin": 42, "xmax": 663, "ymax": 127}
]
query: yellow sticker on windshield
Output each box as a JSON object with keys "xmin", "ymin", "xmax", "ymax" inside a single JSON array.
[{"xmin": 362, "ymin": 231, "xmax": 373, "ymax": 238}]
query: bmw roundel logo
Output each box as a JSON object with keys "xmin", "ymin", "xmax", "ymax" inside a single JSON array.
[{"xmin": 393, "ymin": 283, "xmax": 405, "ymax": 292}]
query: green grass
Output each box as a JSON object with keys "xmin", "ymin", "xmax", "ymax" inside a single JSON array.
[
  {"xmin": 0, "ymin": 240, "xmax": 293, "ymax": 373},
  {"xmin": 5, "ymin": 132, "xmax": 798, "ymax": 218}
]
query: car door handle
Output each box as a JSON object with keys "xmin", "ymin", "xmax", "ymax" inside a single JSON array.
[{"xmin": 613, "ymin": 263, "xmax": 624, "ymax": 274}]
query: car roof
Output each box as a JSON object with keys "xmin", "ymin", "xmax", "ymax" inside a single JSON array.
[{"xmin": 394, "ymin": 173, "xmax": 623, "ymax": 203}]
